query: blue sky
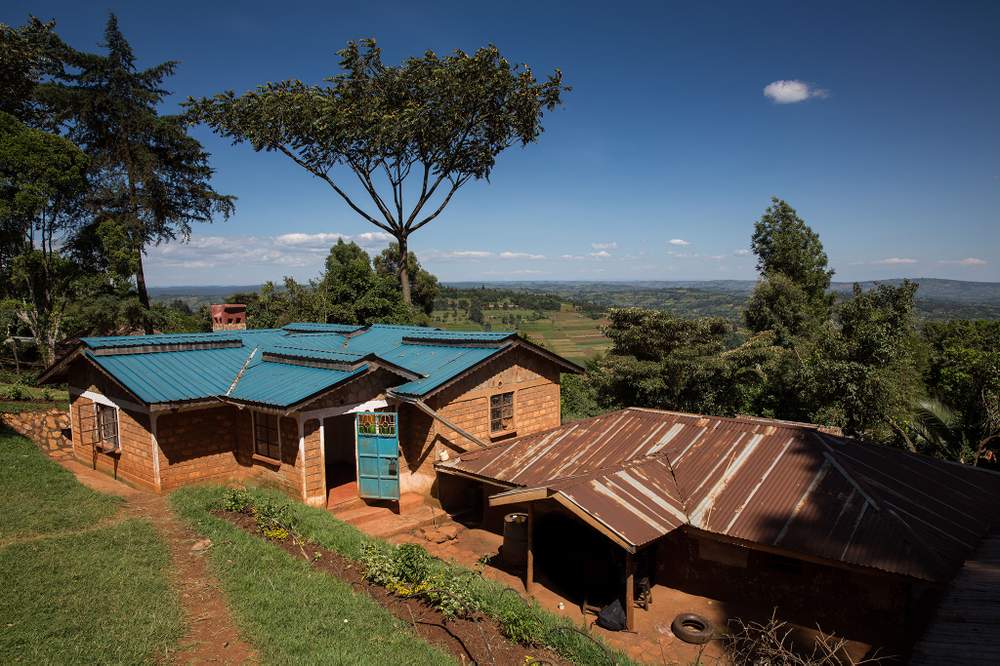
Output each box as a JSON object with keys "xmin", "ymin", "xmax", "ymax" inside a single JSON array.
[{"xmin": 6, "ymin": 1, "xmax": 999, "ymax": 285}]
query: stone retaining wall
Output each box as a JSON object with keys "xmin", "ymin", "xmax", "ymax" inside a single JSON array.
[{"xmin": 1, "ymin": 407, "xmax": 72, "ymax": 456}]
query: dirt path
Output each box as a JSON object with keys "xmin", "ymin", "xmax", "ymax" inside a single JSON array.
[{"xmin": 57, "ymin": 458, "xmax": 257, "ymax": 665}]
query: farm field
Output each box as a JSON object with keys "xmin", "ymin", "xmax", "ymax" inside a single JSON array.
[
  {"xmin": 430, "ymin": 301, "xmax": 610, "ymax": 362},
  {"xmin": 518, "ymin": 307, "xmax": 610, "ymax": 362}
]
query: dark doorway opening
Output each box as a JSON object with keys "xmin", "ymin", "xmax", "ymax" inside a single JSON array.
[
  {"xmin": 324, "ymin": 413, "xmax": 357, "ymax": 507},
  {"xmin": 534, "ymin": 510, "xmax": 624, "ymax": 608}
]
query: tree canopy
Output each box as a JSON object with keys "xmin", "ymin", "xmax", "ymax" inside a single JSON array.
[
  {"xmin": 186, "ymin": 38, "xmax": 567, "ymax": 303},
  {"xmin": 45, "ymin": 15, "xmax": 235, "ymax": 330}
]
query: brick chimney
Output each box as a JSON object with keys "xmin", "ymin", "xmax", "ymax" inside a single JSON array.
[{"xmin": 210, "ymin": 304, "xmax": 247, "ymax": 331}]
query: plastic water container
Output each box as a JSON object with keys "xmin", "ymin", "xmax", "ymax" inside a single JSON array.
[{"xmin": 502, "ymin": 512, "xmax": 528, "ymax": 567}]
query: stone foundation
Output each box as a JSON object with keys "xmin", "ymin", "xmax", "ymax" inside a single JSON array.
[{"xmin": 1, "ymin": 407, "xmax": 72, "ymax": 456}]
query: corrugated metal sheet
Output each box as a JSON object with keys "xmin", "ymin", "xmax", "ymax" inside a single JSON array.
[
  {"xmin": 439, "ymin": 408, "xmax": 1000, "ymax": 580},
  {"xmin": 75, "ymin": 322, "xmax": 526, "ymax": 407},
  {"xmin": 228, "ymin": 360, "xmax": 367, "ymax": 407},
  {"xmin": 87, "ymin": 347, "xmax": 249, "ymax": 403},
  {"xmin": 82, "ymin": 331, "xmax": 249, "ymax": 348}
]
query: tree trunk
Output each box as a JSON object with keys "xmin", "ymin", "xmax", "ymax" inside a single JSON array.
[
  {"xmin": 398, "ymin": 234, "xmax": 412, "ymax": 305},
  {"xmin": 135, "ymin": 249, "xmax": 154, "ymax": 334}
]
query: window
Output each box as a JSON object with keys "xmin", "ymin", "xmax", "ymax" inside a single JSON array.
[
  {"xmin": 490, "ymin": 392, "xmax": 514, "ymax": 433},
  {"xmin": 253, "ymin": 412, "xmax": 280, "ymax": 460},
  {"xmin": 95, "ymin": 403, "xmax": 120, "ymax": 451}
]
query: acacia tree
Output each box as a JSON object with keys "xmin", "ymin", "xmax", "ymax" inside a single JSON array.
[
  {"xmin": 374, "ymin": 242, "xmax": 439, "ymax": 314},
  {"xmin": 48, "ymin": 15, "xmax": 234, "ymax": 332},
  {"xmin": 186, "ymin": 39, "xmax": 567, "ymax": 304}
]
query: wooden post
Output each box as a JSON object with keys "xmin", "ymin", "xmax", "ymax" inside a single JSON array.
[
  {"xmin": 526, "ymin": 503, "xmax": 535, "ymax": 594},
  {"xmin": 625, "ymin": 550, "xmax": 635, "ymax": 632}
]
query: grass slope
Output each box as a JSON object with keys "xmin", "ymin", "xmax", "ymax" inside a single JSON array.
[
  {"xmin": 0, "ymin": 429, "xmax": 182, "ymax": 664},
  {"xmin": 0, "ymin": 428, "xmax": 120, "ymax": 541},
  {"xmin": 0, "ymin": 519, "xmax": 184, "ymax": 664},
  {"xmin": 170, "ymin": 486, "xmax": 455, "ymax": 665},
  {"xmin": 173, "ymin": 485, "xmax": 634, "ymax": 666}
]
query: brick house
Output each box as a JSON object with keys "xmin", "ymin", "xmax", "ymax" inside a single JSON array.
[{"xmin": 39, "ymin": 323, "xmax": 580, "ymax": 507}]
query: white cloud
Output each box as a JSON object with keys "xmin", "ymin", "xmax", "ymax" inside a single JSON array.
[
  {"xmin": 149, "ymin": 230, "xmax": 396, "ymax": 275},
  {"xmin": 939, "ymin": 257, "xmax": 987, "ymax": 266},
  {"xmin": 424, "ymin": 249, "xmax": 493, "ymax": 259},
  {"xmin": 560, "ymin": 254, "xmax": 586, "ymax": 260},
  {"xmin": 589, "ymin": 250, "xmax": 611, "ymax": 258},
  {"xmin": 733, "ymin": 249, "xmax": 751, "ymax": 257},
  {"xmin": 591, "ymin": 242, "xmax": 617, "ymax": 250},
  {"xmin": 669, "ymin": 239, "xmax": 690, "ymax": 246},
  {"xmin": 874, "ymin": 257, "xmax": 918, "ymax": 265},
  {"xmin": 763, "ymin": 80, "xmax": 829, "ymax": 104},
  {"xmin": 499, "ymin": 251, "xmax": 546, "ymax": 260}
]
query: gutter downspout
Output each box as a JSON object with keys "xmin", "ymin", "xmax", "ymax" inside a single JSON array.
[{"xmin": 387, "ymin": 389, "xmax": 488, "ymax": 451}]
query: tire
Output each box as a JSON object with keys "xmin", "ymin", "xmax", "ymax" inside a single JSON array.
[{"xmin": 671, "ymin": 613, "xmax": 714, "ymax": 644}]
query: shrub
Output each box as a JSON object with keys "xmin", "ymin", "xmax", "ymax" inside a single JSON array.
[
  {"xmin": 252, "ymin": 497, "xmax": 296, "ymax": 535},
  {"xmin": 395, "ymin": 543, "xmax": 431, "ymax": 585},
  {"xmin": 424, "ymin": 572, "xmax": 481, "ymax": 620},
  {"xmin": 1, "ymin": 384, "xmax": 31, "ymax": 401},
  {"xmin": 359, "ymin": 542, "xmax": 480, "ymax": 620},
  {"xmin": 497, "ymin": 606, "xmax": 545, "ymax": 645},
  {"xmin": 221, "ymin": 487, "xmax": 253, "ymax": 514}
]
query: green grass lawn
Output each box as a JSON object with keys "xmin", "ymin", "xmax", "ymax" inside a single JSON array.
[
  {"xmin": 0, "ymin": 428, "xmax": 121, "ymax": 542},
  {"xmin": 0, "ymin": 428, "xmax": 183, "ymax": 664},
  {"xmin": 170, "ymin": 486, "xmax": 455, "ymax": 665},
  {"xmin": 172, "ymin": 485, "xmax": 634, "ymax": 666},
  {"xmin": 0, "ymin": 519, "xmax": 184, "ymax": 664}
]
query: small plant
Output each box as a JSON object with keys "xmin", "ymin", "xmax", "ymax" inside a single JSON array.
[
  {"xmin": 395, "ymin": 543, "xmax": 431, "ymax": 585},
  {"xmin": 424, "ymin": 572, "xmax": 481, "ymax": 620},
  {"xmin": 252, "ymin": 497, "xmax": 296, "ymax": 535},
  {"xmin": 40, "ymin": 388, "xmax": 54, "ymax": 401},
  {"xmin": 1, "ymin": 384, "xmax": 30, "ymax": 401},
  {"xmin": 262, "ymin": 527, "xmax": 289, "ymax": 541},
  {"xmin": 221, "ymin": 487, "xmax": 254, "ymax": 513},
  {"xmin": 497, "ymin": 606, "xmax": 545, "ymax": 646}
]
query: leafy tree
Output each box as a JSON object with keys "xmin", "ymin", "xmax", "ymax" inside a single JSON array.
[
  {"xmin": 374, "ymin": 242, "xmax": 439, "ymax": 315},
  {"xmin": 0, "ymin": 17, "xmax": 65, "ymax": 127},
  {"xmin": 186, "ymin": 38, "xmax": 566, "ymax": 304},
  {"xmin": 320, "ymin": 240, "xmax": 413, "ymax": 324},
  {"xmin": 593, "ymin": 308, "xmax": 734, "ymax": 414},
  {"xmin": 0, "ymin": 111, "xmax": 89, "ymax": 361},
  {"xmin": 803, "ymin": 281, "xmax": 921, "ymax": 441},
  {"xmin": 920, "ymin": 320, "xmax": 1000, "ymax": 465},
  {"xmin": 48, "ymin": 14, "xmax": 234, "ymax": 331},
  {"xmin": 745, "ymin": 198, "xmax": 833, "ymax": 340}
]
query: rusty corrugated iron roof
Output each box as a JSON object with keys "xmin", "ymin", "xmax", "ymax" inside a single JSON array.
[{"xmin": 437, "ymin": 408, "xmax": 1000, "ymax": 581}]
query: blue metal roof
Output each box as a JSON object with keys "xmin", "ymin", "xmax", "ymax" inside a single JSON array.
[
  {"xmin": 390, "ymin": 345, "xmax": 511, "ymax": 396},
  {"xmin": 74, "ymin": 322, "xmax": 536, "ymax": 408},
  {"xmin": 86, "ymin": 347, "xmax": 250, "ymax": 403},
  {"xmin": 228, "ymin": 360, "xmax": 367, "ymax": 407}
]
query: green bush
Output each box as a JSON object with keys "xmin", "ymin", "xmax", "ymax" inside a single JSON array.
[
  {"xmin": 1, "ymin": 384, "xmax": 31, "ymax": 401},
  {"xmin": 359, "ymin": 542, "xmax": 480, "ymax": 620},
  {"xmin": 252, "ymin": 497, "xmax": 297, "ymax": 536},
  {"xmin": 221, "ymin": 486, "xmax": 253, "ymax": 514},
  {"xmin": 497, "ymin": 605, "xmax": 545, "ymax": 645},
  {"xmin": 395, "ymin": 543, "xmax": 431, "ymax": 584}
]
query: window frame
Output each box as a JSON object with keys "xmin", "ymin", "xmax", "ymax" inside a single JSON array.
[
  {"xmin": 489, "ymin": 391, "xmax": 515, "ymax": 435},
  {"xmin": 252, "ymin": 411, "xmax": 282, "ymax": 462},
  {"xmin": 94, "ymin": 402, "xmax": 120, "ymax": 452}
]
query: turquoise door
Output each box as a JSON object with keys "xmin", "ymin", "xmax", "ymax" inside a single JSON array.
[{"xmin": 356, "ymin": 412, "xmax": 400, "ymax": 500}]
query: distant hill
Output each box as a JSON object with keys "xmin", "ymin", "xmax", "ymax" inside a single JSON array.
[
  {"xmin": 150, "ymin": 278, "xmax": 1000, "ymax": 321},
  {"xmin": 445, "ymin": 278, "xmax": 1000, "ymax": 321}
]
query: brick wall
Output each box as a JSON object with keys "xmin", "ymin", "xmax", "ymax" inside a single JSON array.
[
  {"xmin": 69, "ymin": 394, "xmax": 157, "ymax": 490},
  {"xmin": 156, "ymin": 406, "xmax": 248, "ymax": 491},
  {"xmin": 398, "ymin": 347, "xmax": 562, "ymax": 496},
  {"xmin": 302, "ymin": 419, "xmax": 324, "ymax": 505},
  {"xmin": 1, "ymin": 408, "xmax": 72, "ymax": 457},
  {"xmin": 242, "ymin": 413, "xmax": 304, "ymax": 498}
]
